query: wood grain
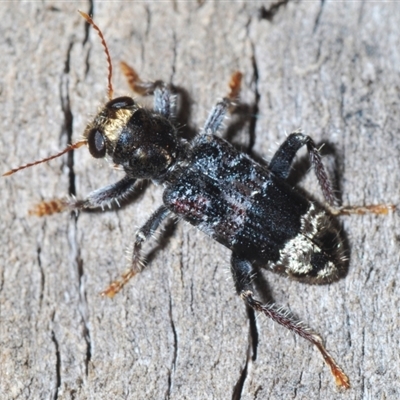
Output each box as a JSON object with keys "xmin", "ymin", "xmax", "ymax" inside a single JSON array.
[{"xmin": 1, "ymin": 2, "xmax": 399, "ymax": 399}]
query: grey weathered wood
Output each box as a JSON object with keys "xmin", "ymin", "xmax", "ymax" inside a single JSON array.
[{"xmin": 1, "ymin": 1, "xmax": 399, "ymax": 399}]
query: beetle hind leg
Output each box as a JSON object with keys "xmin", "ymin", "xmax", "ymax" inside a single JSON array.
[
  {"xmin": 230, "ymin": 253, "xmax": 350, "ymax": 389},
  {"xmin": 269, "ymin": 131, "xmax": 396, "ymax": 215},
  {"xmin": 269, "ymin": 131, "xmax": 338, "ymax": 206}
]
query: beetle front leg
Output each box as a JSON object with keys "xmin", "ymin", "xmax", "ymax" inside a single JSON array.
[
  {"xmin": 101, "ymin": 205, "xmax": 171, "ymax": 298},
  {"xmin": 120, "ymin": 61, "xmax": 175, "ymax": 120},
  {"xmin": 29, "ymin": 175, "xmax": 137, "ymax": 216},
  {"xmin": 230, "ymin": 253, "xmax": 351, "ymax": 389}
]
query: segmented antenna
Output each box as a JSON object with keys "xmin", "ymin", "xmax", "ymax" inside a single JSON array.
[
  {"xmin": 78, "ymin": 10, "xmax": 114, "ymax": 100},
  {"xmin": 3, "ymin": 140, "xmax": 87, "ymax": 176},
  {"xmin": 3, "ymin": 12, "xmax": 114, "ymax": 177}
]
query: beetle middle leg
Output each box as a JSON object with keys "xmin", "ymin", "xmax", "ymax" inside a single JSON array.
[
  {"xmin": 101, "ymin": 205, "xmax": 171, "ymax": 298},
  {"xmin": 230, "ymin": 253, "xmax": 351, "ymax": 389},
  {"xmin": 202, "ymin": 71, "xmax": 242, "ymax": 135}
]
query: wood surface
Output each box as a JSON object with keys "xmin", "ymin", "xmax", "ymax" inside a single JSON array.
[{"xmin": 1, "ymin": 1, "xmax": 399, "ymax": 399}]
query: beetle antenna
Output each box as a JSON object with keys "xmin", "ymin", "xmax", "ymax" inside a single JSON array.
[
  {"xmin": 3, "ymin": 140, "xmax": 87, "ymax": 176},
  {"xmin": 78, "ymin": 10, "xmax": 114, "ymax": 100}
]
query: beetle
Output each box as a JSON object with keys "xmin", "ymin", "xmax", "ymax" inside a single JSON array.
[{"xmin": 4, "ymin": 12, "xmax": 394, "ymax": 389}]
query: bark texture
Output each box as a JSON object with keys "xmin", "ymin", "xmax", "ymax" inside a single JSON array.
[{"xmin": 1, "ymin": 1, "xmax": 399, "ymax": 399}]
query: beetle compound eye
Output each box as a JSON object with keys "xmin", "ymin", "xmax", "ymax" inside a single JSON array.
[
  {"xmin": 88, "ymin": 129, "xmax": 106, "ymax": 158},
  {"xmin": 107, "ymin": 96, "xmax": 135, "ymax": 110}
]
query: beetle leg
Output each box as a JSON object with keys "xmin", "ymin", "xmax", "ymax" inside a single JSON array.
[
  {"xmin": 29, "ymin": 175, "xmax": 137, "ymax": 216},
  {"xmin": 202, "ymin": 72, "xmax": 242, "ymax": 135},
  {"xmin": 269, "ymin": 131, "xmax": 396, "ymax": 214},
  {"xmin": 230, "ymin": 253, "xmax": 350, "ymax": 389},
  {"xmin": 120, "ymin": 61, "xmax": 175, "ymax": 119},
  {"xmin": 330, "ymin": 204, "xmax": 396, "ymax": 216},
  {"xmin": 269, "ymin": 131, "xmax": 312, "ymax": 179},
  {"xmin": 101, "ymin": 205, "xmax": 171, "ymax": 298},
  {"xmin": 269, "ymin": 131, "xmax": 338, "ymax": 206}
]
